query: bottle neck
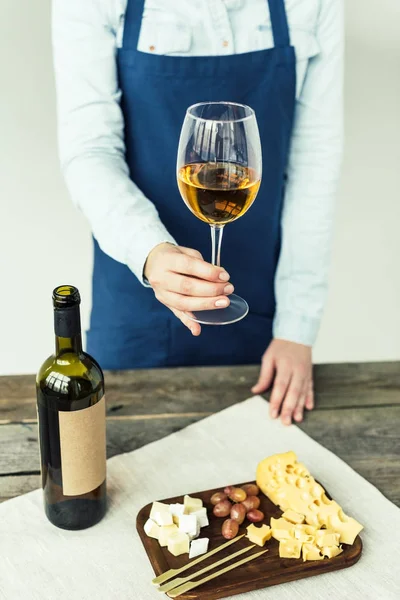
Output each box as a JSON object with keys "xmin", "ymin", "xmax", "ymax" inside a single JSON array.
[
  {"xmin": 54, "ymin": 305, "xmax": 82, "ymax": 355},
  {"xmin": 55, "ymin": 334, "xmax": 83, "ymax": 355}
]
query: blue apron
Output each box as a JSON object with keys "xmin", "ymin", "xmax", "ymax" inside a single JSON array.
[{"xmin": 87, "ymin": 0, "xmax": 296, "ymax": 369}]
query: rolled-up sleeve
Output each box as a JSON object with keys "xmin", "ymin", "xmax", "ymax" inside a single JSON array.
[
  {"xmin": 273, "ymin": 0, "xmax": 344, "ymax": 346},
  {"xmin": 52, "ymin": 0, "xmax": 176, "ymax": 282}
]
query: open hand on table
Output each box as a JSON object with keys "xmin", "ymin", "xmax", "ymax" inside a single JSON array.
[
  {"xmin": 144, "ymin": 243, "xmax": 233, "ymax": 335},
  {"xmin": 252, "ymin": 339, "xmax": 314, "ymax": 426}
]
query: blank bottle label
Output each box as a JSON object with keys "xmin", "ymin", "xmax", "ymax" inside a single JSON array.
[{"xmin": 59, "ymin": 397, "xmax": 106, "ymax": 496}]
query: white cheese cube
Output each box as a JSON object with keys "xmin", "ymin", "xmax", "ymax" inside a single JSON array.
[
  {"xmin": 167, "ymin": 532, "xmax": 190, "ymax": 557},
  {"xmin": 154, "ymin": 511, "xmax": 173, "ymax": 527},
  {"xmin": 184, "ymin": 495, "xmax": 203, "ymax": 514},
  {"xmin": 189, "ymin": 538, "xmax": 209, "ymax": 559},
  {"xmin": 158, "ymin": 524, "xmax": 179, "ymax": 547},
  {"xmin": 179, "ymin": 514, "xmax": 199, "ymax": 538},
  {"xmin": 144, "ymin": 518, "xmax": 160, "ymax": 540},
  {"xmin": 169, "ymin": 503, "xmax": 185, "ymax": 524},
  {"xmin": 149, "ymin": 501, "xmax": 170, "ymax": 523},
  {"xmin": 191, "ymin": 507, "xmax": 209, "ymax": 528}
]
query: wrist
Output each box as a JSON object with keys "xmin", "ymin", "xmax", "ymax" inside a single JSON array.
[{"xmin": 143, "ymin": 242, "xmax": 176, "ymax": 282}]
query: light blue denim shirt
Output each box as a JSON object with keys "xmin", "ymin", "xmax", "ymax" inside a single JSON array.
[{"xmin": 52, "ymin": 0, "xmax": 344, "ymax": 346}]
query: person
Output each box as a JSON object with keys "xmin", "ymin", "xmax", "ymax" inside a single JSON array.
[{"xmin": 52, "ymin": 0, "xmax": 343, "ymax": 425}]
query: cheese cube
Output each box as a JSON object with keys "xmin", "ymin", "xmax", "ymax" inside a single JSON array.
[
  {"xmin": 159, "ymin": 524, "xmax": 179, "ymax": 547},
  {"xmin": 302, "ymin": 543, "xmax": 324, "ymax": 561},
  {"xmin": 184, "ymin": 495, "xmax": 203, "ymax": 514},
  {"xmin": 191, "ymin": 507, "xmax": 209, "ymax": 528},
  {"xmin": 281, "ymin": 510, "xmax": 305, "ymax": 524},
  {"xmin": 179, "ymin": 514, "xmax": 199, "ymax": 539},
  {"xmin": 189, "ymin": 538, "xmax": 209, "ymax": 559},
  {"xmin": 322, "ymin": 545, "xmax": 343, "ymax": 559},
  {"xmin": 293, "ymin": 530, "xmax": 315, "ymax": 544},
  {"xmin": 315, "ymin": 530, "xmax": 340, "ymax": 548},
  {"xmin": 294, "ymin": 524, "xmax": 317, "ymax": 535},
  {"xmin": 144, "ymin": 518, "xmax": 160, "ymax": 540},
  {"xmin": 279, "ymin": 538, "xmax": 302, "ymax": 559},
  {"xmin": 169, "ymin": 503, "xmax": 185, "ymax": 525},
  {"xmin": 149, "ymin": 501, "xmax": 170, "ymax": 522},
  {"xmin": 246, "ymin": 524, "xmax": 272, "ymax": 547},
  {"xmin": 167, "ymin": 532, "xmax": 190, "ymax": 557},
  {"xmin": 154, "ymin": 511, "xmax": 173, "ymax": 527},
  {"xmin": 270, "ymin": 517, "xmax": 294, "ymax": 531}
]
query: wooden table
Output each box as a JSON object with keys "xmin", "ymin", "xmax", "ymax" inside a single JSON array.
[{"xmin": 1, "ymin": 362, "xmax": 399, "ymax": 506}]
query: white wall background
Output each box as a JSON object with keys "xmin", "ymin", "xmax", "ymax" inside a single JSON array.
[{"xmin": 1, "ymin": 0, "xmax": 399, "ymax": 375}]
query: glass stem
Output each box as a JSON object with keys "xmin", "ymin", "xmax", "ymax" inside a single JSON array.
[{"xmin": 210, "ymin": 224, "xmax": 224, "ymax": 267}]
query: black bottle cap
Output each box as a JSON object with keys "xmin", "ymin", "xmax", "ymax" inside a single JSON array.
[{"xmin": 53, "ymin": 286, "xmax": 81, "ymax": 337}]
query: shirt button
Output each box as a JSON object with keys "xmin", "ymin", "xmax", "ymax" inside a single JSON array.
[
  {"xmin": 222, "ymin": 40, "xmax": 229, "ymax": 47},
  {"xmin": 149, "ymin": 45, "xmax": 155, "ymax": 52}
]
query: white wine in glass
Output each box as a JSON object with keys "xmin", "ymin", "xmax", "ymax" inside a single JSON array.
[{"xmin": 177, "ymin": 102, "xmax": 262, "ymax": 325}]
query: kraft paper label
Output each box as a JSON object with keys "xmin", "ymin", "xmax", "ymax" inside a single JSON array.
[{"xmin": 59, "ymin": 397, "xmax": 106, "ymax": 496}]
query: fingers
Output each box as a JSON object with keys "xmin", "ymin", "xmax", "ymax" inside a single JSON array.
[
  {"xmin": 251, "ymin": 353, "xmax": 275, "ymax": 395},
  {"xmin": 280, "ymin": 370, "xmax": 307, "ymax": 426},
  {"xmin": 171, "ymin": 253, "xmax": 230, "ymax": 282},
  {"xmin": 268, "ymin": 364, "xmax": 291, "ymax": 420},
  {"xmin": 162, "ymin": 272, "xmax": 234, "ymax": 298},
  {"xmin": 170, "ymin": 308, "xmax": 201, "ymax": 336},
  {"xmin": 157, "ymin": 289, "xmax": 231, "ymax": 312},
  {"xmin": 179, "ymin": 247, "xmax": 203, "ymax": 260},
  {"xmin": 305, "ymin": 379, "xmax": 314, "ymax": 410},
  {"xmin": 293, "ymin": 381, "xmax": 308, "ymax": 423}
]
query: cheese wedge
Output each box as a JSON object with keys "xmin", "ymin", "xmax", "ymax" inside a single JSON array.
[{"xmin": 256, "ymin": 452, "xmax": 363, "ymax": 545}]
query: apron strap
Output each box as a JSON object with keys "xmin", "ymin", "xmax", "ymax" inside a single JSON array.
[
  {"xmin": 121, "ymin": 0, "xmax": 145, "ymax": 50},
  {"xmin": 267, "ymin": 0, "xmax": 291, "ymax": 48}
]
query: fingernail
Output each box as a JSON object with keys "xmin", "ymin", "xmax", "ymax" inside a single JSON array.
[
  {"xmin": 224, "ymin": 284, "xmax": 234, "ymax": 294},
  {"xmin": 219, "ymin": 271, "xmax": 230, "ymax": 281},
  {"xmin": 283, "ymin": 418, "xmax": 291, "ymax": 426},
  {"xmin": 295, "ymin": 414, "xmax": 303, "ymax": 422},
  {"xmin": 270, "ymin": 410, "xmax": 277, "ymax": 419},
  {"xmin": 215, "ymin": 298, "xmax": 228, "ymax": 307}
]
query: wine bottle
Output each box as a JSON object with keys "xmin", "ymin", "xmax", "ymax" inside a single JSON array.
[{"xmin": 36, "ymin": 285, "xmax": 107, "ymax": 530}]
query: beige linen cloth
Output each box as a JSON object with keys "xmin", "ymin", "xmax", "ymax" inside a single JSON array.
[{"xmin": 1, "ymin": 396, "xmax": 399, "ymax": 600}]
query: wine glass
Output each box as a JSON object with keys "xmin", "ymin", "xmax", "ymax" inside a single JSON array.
[{"xmin": 177, "ymin": 101, "xmax": 262, "ymax": 325}]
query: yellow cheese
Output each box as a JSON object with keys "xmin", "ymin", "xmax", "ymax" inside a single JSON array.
[
  {"xmin": 293, "ymin": 531, "xmax": 315, "ymax": 544},
  {"xmin": 271, "ymin": 529, "xmax": 292, "ymax": 541},
  {"xmin": 279, "ymin": 538, "xmax": 302, "ymax": 559},
  {"xmin": 256, "ymin": 452, "xmax": 363, "ymax": 546},
  {"xmin": 246, "ymin": 524, "xmax": 272, "ymax": 547},
  {"xmin": 322, "ymin": 545, "xmax": 343, "ymax": 559},
  {"xmin": 184, "ymin": 495, "xmax": 203, "ymax": 514},
  {"xmin": 302, "ymin": 543, "xmax": 324, "ymax": 561},
  {"xmin": 270, "ymin": 517, "xmax": 294, "ymax": 531},
  {"xmin": 294, "ymin": 524, "xmax": 317, "ymax": 535},
  {"xmin": 315, "ymin": 530, "xmax": 340, "ymax": 548},
  {"xmin": 328, "ymin": 511, "xmax": 364, "ymax": 545},
  {"xmin": 167, "ymin": 531, "xmax": 190, "ymax": 557},
  {"xmin": 281, "ymin": 510, "xmax": 305, "ymax": 524},
  {"xmin": 158, "ymin": 524, "xmax": 179, "ymax": 547}
]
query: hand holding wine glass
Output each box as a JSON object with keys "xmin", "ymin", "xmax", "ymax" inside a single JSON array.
[{"xmin": 177, "ymin": 101, "xmax": 262, "ymax": 325}]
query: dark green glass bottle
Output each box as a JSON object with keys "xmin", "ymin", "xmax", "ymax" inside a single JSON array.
[{"xmin": 36, "ymin": 285, "xmax": 107, "ymax": 530}]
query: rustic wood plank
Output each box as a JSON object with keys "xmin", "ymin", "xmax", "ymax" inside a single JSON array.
[
  {"xmin": 1, "ymin": 406, "xmax": 399, "ymax": 506},
  {"xmin": 0, "ymin": 474, "xmax": 40, "ymax": 503},
  {"xmin": 1, "ymin": 362, "xmax": 399, "ymax": 423}
]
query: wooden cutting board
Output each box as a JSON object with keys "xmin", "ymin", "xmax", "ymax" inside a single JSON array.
[{"xmin": 136, "ymin": 481, "xmax": 362, "ymax": 599}]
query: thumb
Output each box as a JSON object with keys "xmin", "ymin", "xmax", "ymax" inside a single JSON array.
[{"xmin": 252, "ymin": 354, "xmax": 275, "ymax": 394}]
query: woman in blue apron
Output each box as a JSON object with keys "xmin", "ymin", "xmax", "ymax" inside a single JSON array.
[{"xmin": 53, "ymin": 0, "xmax": 343, "ymax": 425}]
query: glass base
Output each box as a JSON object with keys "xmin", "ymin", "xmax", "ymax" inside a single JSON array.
[{"xmin": 187, "ymin": 294, "xmax": 249, "ymax": 325}]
